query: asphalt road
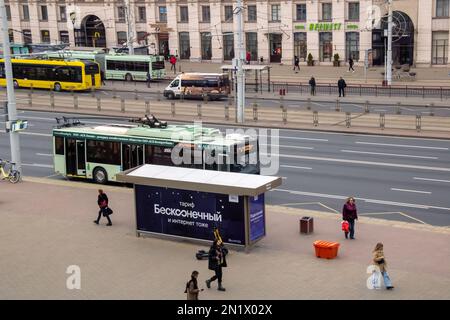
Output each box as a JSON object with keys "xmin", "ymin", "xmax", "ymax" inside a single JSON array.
[
  {"xmin": 1, "ymin": 110, "xmax": 450, "ymax": 227},
  {"xmin": 6, "ymin": 87, "xmax": 450, "ymax": 117}
]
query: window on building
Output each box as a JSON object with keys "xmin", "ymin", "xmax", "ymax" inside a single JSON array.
[
  {"xmin": 223, "ymin": 33, "xmax": 234, "ymax": 60},
  {"xmin": 137, "ymin": 31, "xmax": 148, "ymax": 45},
  {"xmin": 224, "ymin": 5, "xmax": 234, "ymax": 22},
  {"xmin": 319, "ymin": 32, "xmax": 333, "ymax": 61},
  {"xmin": 271, "ymin": 4, "xmax": 281, "ymax": 22},
  {"xmin": 22, "ymin": 5, "xmax": 30, "ymax": 21},
  {"xmin": 59, "ymin": 6, "xmax": 67, "ymax": 22},
  {"xmin": 247, "ymin": 5, "xmax": 257, "ymax": 22},
  {"xmin": 159, "ymin": 6, "xmax": 167, "ymax": 22},
  {"xmin": 436, "ymin": 0, "xmax": 449, "ymax": 17},
  {"xmin": 180, "ymin": 6, "xmax": 189, "ymax": 22},
  {"xmin": 202, "ymin": 6, "xmax": 211, "ymax": 22},
  {"xmin": 5, "ymin": 5, "xmax": 11, "ymax": 21},
  {"xmin": 40, "ymin": 5, "xmax": 48, "ymax": 21},
  {"xmin": 23, "ymin": 30, "xmax": 32, "ymax": 44},
  {"xmin": 117, "ymin": 6, "xmax": 126, "ymax": 22},
  {"xmin": 432, "ymin": 31, "xmax": 449, "ymax": 64},
  {"xmin": 179, "ymin": 32, "xmax": 190, "ymax": 59},
  {"xmin": 59, "ymin": 31, "xmax": 69, "ymax": 44},
  {"xmin": 117, "ymin": 31, "xmax": 127, "ymax": 46},
  {"xmin": 294, "ymin": 32, "xmax": 307, "ymax": 61},
  {"xmin": 322, "ymin": 3, "xmax": 332, "ymax": 21},
  {"xmin": 138, "ymin": 7, "xmax": 146, "ymax": 22},
  {"xmin": 201, "ymin": 32, "xmax": 212, "ymax": 60},
  {"xmin": 348, "ymin": 2, "xmax": 360, "ymax": 21},
  {"xmin": 296, "ymin": 4, "xmax": 306, "ymax": 21},
  {"xmin": 246, "ymin": 32, "xmax": 257, "ymax": 61},
  {"xmin": 8, "ymin": 29, "xmax": 14, "ymax": 43},
  {"xmin": 41, "ymin": 30, "xmax": 50, "ymax": 43},
  {"xmin": 346, "ymin": 32, "xmax": 360, "ymax": 61}
]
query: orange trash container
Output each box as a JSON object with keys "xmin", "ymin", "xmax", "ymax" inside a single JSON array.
[{"xmin": 313, "ymin": 240, "xmax": 340, "ymax": 259}]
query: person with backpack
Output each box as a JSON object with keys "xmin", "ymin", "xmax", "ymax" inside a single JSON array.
[
  {"xmin": 205, "ymin": 240, "xmax": 228, "ymax": 291},
  {"xmin": 94, "ymin": 189, "xmax": 112, "ymax": 226},
  {"xmin": 185, "ymin": 270, "xmax": 204, "ymax": 300}
]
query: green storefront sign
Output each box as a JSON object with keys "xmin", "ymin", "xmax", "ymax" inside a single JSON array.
[
  {"xmin": 346, "ymin": 24, "xmax": 359, "ymax": 30},
  {"xmin": 295, "ymin": 23, "xmax": 356, "ymax": 31}
]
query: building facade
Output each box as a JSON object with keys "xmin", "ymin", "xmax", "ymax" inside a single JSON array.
[{"xmin": 2, "ymin": 0, "xmax": 450, "ymax": 67}]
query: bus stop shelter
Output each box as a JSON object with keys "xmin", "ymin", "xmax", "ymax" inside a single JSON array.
[
  {"xmin": 221, "ymin": 65, "xmax": 272, "ymax": 93},
  {"xmin": 116, "ymin": 164, "xmax": 282, "ymax": 251}
]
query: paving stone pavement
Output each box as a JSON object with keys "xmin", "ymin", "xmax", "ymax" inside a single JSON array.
[{"xmin": 0, "ymin": 178, "xmax": 449, "ymax": 299}]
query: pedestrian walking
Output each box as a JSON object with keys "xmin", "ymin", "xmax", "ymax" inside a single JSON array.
[
  {"xmin": 246, "ymin": 51, "xmax": 251, "ymax": 65},
  {"xmin": 146, "ymin": 71, "xmax": 151, "ymax": 88},
  {"xmin": 205, "ymin": 240, "xmax": 228, "ymax": 291},
  {"xmin": 100, "ymin": 70, "xmax": 106, "ymax": 85},
  {"xmin": 170, "ymin": 55, "xmax": 177, "ymax": 73},
  {"xmin": 338, "ymin": 77, "xmax": 347, "ymax": 97},
  {"xmin": 94, "ymin": 189, "xmax": 112, "ymax": 226},
  {"xmin": 342, "ymin": 196, "xmax": 357, "ymax": 239},
  {"xmin": 348, "ymin": 57, "xmax": 355, "ymax": 73},
  {"xmin": 372, "ymin": 242, "xmax": 394, "ymax": 290},
  {"xmin": 293, "ymin": 55, "xmax": 300, "ymax": 72},
  {"xmin": 309, "ymin": 76, "xmax": 316, "ymax": 96},
  {"xmin": 185, "ymin": 270, "xmax": 204, "ymax": 300}
]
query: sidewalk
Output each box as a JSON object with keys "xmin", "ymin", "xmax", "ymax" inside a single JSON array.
[
  {"xmin": 169, "ymin": 61, "xmax": 450, "ymax": 86},
  {"xmin": 0, "ymin": 177, "xmax": 449, "ymax": 299}
]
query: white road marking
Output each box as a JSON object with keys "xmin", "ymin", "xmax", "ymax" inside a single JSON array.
[
  {"xmin": 413, "ymin": 177, "xmax": 450, "ymax": 183},
  {"xmin": 261, "ymin": 135, "xmax": 328, "ymax": 142},
  {"xmin": 281, "ymin": 165, "xmax": 313, "ymax": 170},
  {"xmin": 340, "ymin": 149, "xmax": 438, "ymax": 160},
  {"xmin": 273, "ymin": 188, "xmax": 450, "ymax": 211},
  {"xmin": 390, "ymin": 188, "xmax": 432, "ymax": 194},
  {"xmin": 22, "ymin": 163, "xmax": 53, "ymax": 168},
  {"xmin": 36, "ymin": 153, "xmax": 53, "ymax": 157},
  {"xmin": 348, "ymin": 104, "xmax": 364, "ymax": 109},
  {"xmin": 312, "ymin": 102, "xmax": 327, "ymax": 107},
  {"xmin": 355, "ymin": 141, "xmax": 449, "ymax": 150},
  {"xmin": 260, "ymin": 143, "xmax": 314, "ymax": 150},
  {"xmin": 261, "ymin": 152, "xmax": 450, "ymax": 172},
  {"xmin": 374, "ymin": 109, "xmax": 387, "ymax": 112},
  {"xmin": 19, "ymin": 132, "xmax": 52, "ymax": 137}
]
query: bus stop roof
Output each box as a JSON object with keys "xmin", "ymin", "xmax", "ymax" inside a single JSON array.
[
  {"xmin": 221, "ymin": 65, "xmax": 271, "ymax": 71},
  {"xmin": 116, "ymin": 164, "xmax": 282, "ymax": 196}
]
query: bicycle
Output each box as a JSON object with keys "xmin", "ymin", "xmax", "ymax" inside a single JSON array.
[{"xmin": 0, "ymin": 159, "xmax": 21, "ymax": 183}]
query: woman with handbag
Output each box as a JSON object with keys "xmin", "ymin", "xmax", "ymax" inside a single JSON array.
[
  {"xmin": 94, "ymin": 189, "xmax": 112, "ymax": 226},
  {"xmin": 373, "ymin": 242, "xmax": 394, "ymax": 290}
]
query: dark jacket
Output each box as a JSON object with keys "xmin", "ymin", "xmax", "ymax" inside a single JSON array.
[
  {"xmin": 349, "ymin": 58, "xmax": 354, "ymax": 66},
  {"xmin": 294, "ymin": 57, "xmax": 300, "ymax": 65},
  {"xmin": 342, "ymin": 202, "xmax": 358, "ymax": 220},
  {"xmin": 98, "ymin": 193, "xmax": 108, "ymax": 207},
  {"xmin": 309, "ymin": 78, "xmax": 316, "ymax": 87},
  {"xmin": 208, "ymin": 245, "xmax": 228, "ymax": 270},
  {"xmin": 338, "ymin": 79, "xmax": 347, "ymax": 89}
]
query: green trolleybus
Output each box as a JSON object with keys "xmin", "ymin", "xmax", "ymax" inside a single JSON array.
[{"xmin": 52, "ymin": 117, "xmax": 260, "ymax": 184}]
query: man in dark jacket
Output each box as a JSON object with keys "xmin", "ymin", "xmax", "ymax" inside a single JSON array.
[
  {"xmin": 293, "ymin": 55, "xmax": 300, "ymax": 72},
  {"xmin": 309, "ymin": 76, "xmax": 316, "ymax": 96},
  {"xmin": 338, "ymin": 77, "xmax": 347, "ymax": 97},
  {"xmin": 94, "ymin": 189, "xmax": 112, "ymax": 226},
  {"xmin": 205, "ymin": 240, "xmax": 227, "ymax": 291}
]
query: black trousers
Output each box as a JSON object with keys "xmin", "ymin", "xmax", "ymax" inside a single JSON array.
[
  {"xmin": 96, "ymin": 209, "xmax": 112, "ymax": 224},
  {"xmin": 293, "ymin": 65, "xmax": 300, "ymax": 70},
  {"xmin": 171, "ymin": 64, "xmax": 176, "ymax": 71},
  {"xmin": 310, "ymin": 87, "xmax": 316, "ymax": 96},
  {"xmin": 349, "ymin": 65, "xmax": 355, "ymax": 71},
  {"xmin": 339, "ymin": 88, "xmax": 345, "ymax": 97},
  {"xmin": 209, "ymin": 266, "xmax": 223, "ymax": 284}
]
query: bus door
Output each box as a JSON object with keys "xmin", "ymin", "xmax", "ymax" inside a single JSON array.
[
  {"xmin": 66, "ymin": 139, "xmax": 86, "ymax": 176},
  {"xmin": 122, "ymin": 144, "xmax": 144, "ymax": 170}
]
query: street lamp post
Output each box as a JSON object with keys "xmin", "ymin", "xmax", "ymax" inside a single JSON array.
[
  {"xmin": 0, "ymin": 0, "xmax": 22, "ymax": 174},
  {"xmin": 236, "ymin": 0, "xmax": 245, "ymax": 124},
  {"xmin": 386, "ymin": 0, "xmax": 393, "ymax": 85}
]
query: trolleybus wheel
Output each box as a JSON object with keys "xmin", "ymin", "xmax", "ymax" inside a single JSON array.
[
  {"xmin": 93, "ymin": 167, "xmax": 108, "ymax": 184},
  {"xmin": 54, "ymin": 83, "xmax": 62, "ymax": 92}
]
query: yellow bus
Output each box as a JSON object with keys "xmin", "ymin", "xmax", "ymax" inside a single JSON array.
[{"xmin": 0, "ymin": 58, "xmax": 101, "ymax": 91}]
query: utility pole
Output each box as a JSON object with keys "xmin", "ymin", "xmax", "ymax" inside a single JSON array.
[
  {"xmin": 236, "ymin": 0, "xmax": 245, "ymax": 123},
  {"xmin": 0, "ymin": 0, "xmax": 22, "ymax": 173},
  {"xmin": 0, "ymin": 0, "xmax": 21, "ymax": 174},
  {"xmin": 125, "ymin": 0, "xmax": 134, "ymax": 55},
  {"xmin": 386, "ymin": 0, "xmax": 393, "ymax": 85}
]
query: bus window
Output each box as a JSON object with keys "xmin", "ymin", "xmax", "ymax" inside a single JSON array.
[
  {"xmin": 84, "ymin": 62, "xmax": 99, "ymax": 75},
  {"xmin": 86, "ymin": 140, "xmax": 121, "ymax": 165},
  {"xmin": 147, "ymin": 145, "xmax": 173, "ymax": 165},
  {"xmin": 55, "ymin": 136, "xmax": 64, "ymax": 155},
  {"xmin": 152, "ymin": 61, "xmax": 165, "ymax": 70}
]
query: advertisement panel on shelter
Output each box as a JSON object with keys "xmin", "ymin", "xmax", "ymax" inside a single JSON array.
[
  {"xmin": 249, "ymin": 194, "xmax": 265, "ymax": 242},
  {"xmin": 135, "ymin": 185, "xmax": 246, "ymax": 245}
]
